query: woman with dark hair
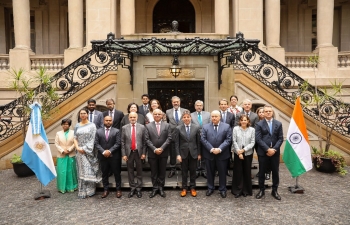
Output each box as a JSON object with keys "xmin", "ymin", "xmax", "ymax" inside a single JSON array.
[
  {"xmin": 145, "ymin": 99, "xmax": 166, "ymax": 123},
  {"xmin": 74, "ymin": 108, "xmax": 101, "ymax": 198},
  {"xmin": 55, "ymin": 118, "xmax": 78, "ymax": 193},
  {"xmin": 231, "ymin": 115, "xmax": 255, "ymax": 198},
  {"xmin": 120, "ymin": 103, "xmax": 146, "ymax": 128}
]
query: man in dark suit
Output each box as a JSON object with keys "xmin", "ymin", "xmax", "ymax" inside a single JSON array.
[
  {"xmin": 103, "ymin": 98, "xmax": 124, "ymax": 130},
  {"xmin": 94, "ymin": 116, "xmax": 122, "ymax": 198},
  {"xmin": 121, "ymin": 112, "xmax": 146, "ymax": 198},
  {"xmin": 219, "ymin": 98, "xmax": 235, "ymax": 177},
  {"xmin": 138, "ymin": 94, "xmax": 150, "ymax": 117},
  {"xmin": 81, "ymin": 99, "xmax": 103, "ymax": 129},
  {"xmin": 191, "ymin": 100, "xmax": 210, "ymax": 178},
  {"xmin": 166, "ymin": 96, "xmax": 188, "ymax": 178},
  {"xmin": 235, "ymin": 99, "xmax": 259, "ymax": 127},
  {"xmin": 175, "ymin": 110, "xmax": 201, "ymax": 197},
  {"xmin": 201, "ymin": 110, "xmax": 232, "ymax": 198},
  {"xmin": 255, "ymin": 105, "xmax": 283, "ymax": 200},
  {"xmin": 145, "ymin": 109, "xmax": 172, "ymax": 198}
]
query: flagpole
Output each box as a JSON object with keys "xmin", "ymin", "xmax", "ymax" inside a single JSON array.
[{"xmin": 288, "ymin": 176, "xmax": 305, "ymax": 194}]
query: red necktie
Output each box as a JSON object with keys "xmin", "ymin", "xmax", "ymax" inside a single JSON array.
[{"xmin": 131, "ymin": 124, "xmax": 136, "ymax": 150}]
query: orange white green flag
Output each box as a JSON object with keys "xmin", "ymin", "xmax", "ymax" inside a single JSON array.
[{"xmin": 283, "ymin": 97, "xmax": 313, "ymax": 178}]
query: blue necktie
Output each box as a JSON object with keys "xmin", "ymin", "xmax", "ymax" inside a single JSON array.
[
  {"xmin": 89, "ymin": 113, "xmax": 93, "ymax": 122},
  {"xmin": 198, "ymin": 112, "xmax": 202, "ymax": 126},
  {"xmin": 214, "ymin": 125, "xmax": 218, "ymax": 133},
  {"xmin": 186, "ymin": 126, "xmax": 190, "ymax": 138},
  {"xmin": 268, "ymin": 120, "xmax": 272, "ymax": 134},
  {"xmin": 175, "ymin": 109, "xmax": 179, "ymax": 123}
]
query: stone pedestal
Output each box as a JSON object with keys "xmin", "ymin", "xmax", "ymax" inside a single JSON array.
[
  {"xmin": 265, "ymin": 47, "xmax": 286, "ymax": 65},
  {"xmin": 9, "ymin": 49, "xmax": 34, "ymax": 71},
  {"xmin": 64, "ymin": 48, "xmax": 84, "ymax": 67},
  {"xmin": 314, "ymin": 47, "xmax": 338, "ymax": 78}
]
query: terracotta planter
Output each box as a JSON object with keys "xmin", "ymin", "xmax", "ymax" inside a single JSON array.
[
  {"xmin": 314, "ymin": 157, "xmax": 336, "ymax": 173},
  {"xmin": 12, "ymin": 162, "xmax": 35, "ymax": 177}
]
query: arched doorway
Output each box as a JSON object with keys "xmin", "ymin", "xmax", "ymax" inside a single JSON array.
[{"xmin": 153, "ymin": 0, "xmax": 195, "ymax": 33}]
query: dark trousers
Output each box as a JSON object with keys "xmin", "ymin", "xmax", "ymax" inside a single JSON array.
[
  {"xmin": 231, "ymin": 153, "xmax": 253, "ymax": 195},
  {"xmin": 148, "ymin": 157, "xmax": 167, "ymax": 191},
  {"xmin": 258, "ymin": 154, "xmax": 280, "ymax": 191},
  {"xmin": 100, "ymin": 156, "xmax": 121, "ymax": 191},
  {"xmin": 127, "ymin": 150, "xmax": 143, "ymax": 191},
  {"xmin": 206, "ymin": 157, "xmax": 228, "ymax": 192},
  {"xmin": 181, "ymin": 153, "xmax": 197, "ymax": 189},
  {"xmin": 196, "ymin": 143, "xmax": 206, "ymax": 174},
  {"xmin": 169, "ymin": 141, "xmax": 177, "ymax": 169}
]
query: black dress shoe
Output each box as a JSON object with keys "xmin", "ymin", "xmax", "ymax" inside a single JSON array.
[
  {"xmin": 271, "ymin": 190, "xmax": 281, "ymax": 200},
  {"xmin": 242, "ymin": 193, "xmax": 247, "ymax": 197},
  {"xmin": 226, "ymin": 171, "xmax": 232, "ymax": 177},
  {"xmin": 206, "ymin": 189, "xmax": 214, "ymax": 196},
  {"xmin": 168, "ymin": 170, "xmax": 176, "ymax": 178},
  {"xmin": 256, "ymin": 190, "xmax": 265, "ymax": 199},
  {"xmin": 220, "ymin": 191, "xmax": 227, "ymax": 198},
  {"xmin": 159, "ymin": 189, "xmax": 166, "ymax": 198},
  {"xmin": 128, "ymin": 190, "xmax": 135, "ymax": 198},
  {"xmin": 149, "ymin": 190, "xmax": 158, "ymax": 198},
  {"xmin": 202, "ymin": 172, "xmax": 207, "ymax": 179},
  {"xmin": 265, "ymin": 173, "xmax": 271, "ymax": 180},
  {"xmin": 234, "ymin": 193, "xmax": 242, "ymax": 198},
  {"xmin": 136, "ymin": 191, "xmax": 142, "ymax": 198}
]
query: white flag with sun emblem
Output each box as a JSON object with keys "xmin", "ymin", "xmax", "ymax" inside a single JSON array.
[{"xmin": 283, "ymin": 97, "xmax": 312, "ymax": 177}]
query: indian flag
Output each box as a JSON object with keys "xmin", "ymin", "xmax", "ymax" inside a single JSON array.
[{"xmin": 283, "ymin": 97, "xmax": 312, "ymax": 177}]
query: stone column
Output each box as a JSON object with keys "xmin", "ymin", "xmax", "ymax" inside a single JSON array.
[
  {"xmin": 120, "ymin": 0, "xmax": 135, "ymax": 35},
  {"xmin": 64, "ymin": 0, "xmax": 84, "ymax": 66},
  {"xmin": 315, "ymin": 0, "xmax": 338, "ymax": 78},
  {"xmin": 215, "ymin": 0, "xmax": 229, "ymax": 34},
  {"xmin": 0, "ymin": 6, "xmax": 6, "ymax": 53},
  {"xmin": 9, "ymin": 0, "xmax": 33, "ymax": 70},
  {"xmin": 264, "ymin": 0, "xmax": 285, "ymax": 64}
]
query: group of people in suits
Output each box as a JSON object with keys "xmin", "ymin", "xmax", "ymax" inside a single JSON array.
[{"xmin": 55, "ymin": 94, "xmax": 284, "ymax": 200}]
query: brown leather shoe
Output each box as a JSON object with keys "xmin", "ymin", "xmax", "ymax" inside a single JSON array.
[
  {"xmin": 190, "ymin": 189, "xmax": 197, "ymax": 197},
  {"xmin": 116, "ymin": 190, "xmax": 122, "ymax": 198},
  {"xmin": 101, "ymin": 190, "xmax": 109, "ymax": 198},
  {"xmin": 180, "ymin": 189, "xmax": 187, "ymax": 197}
]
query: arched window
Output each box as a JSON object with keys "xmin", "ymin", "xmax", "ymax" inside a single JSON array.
[{"xmin": 153, "ymin": 0, "xmax": 195, "ymax": 33}]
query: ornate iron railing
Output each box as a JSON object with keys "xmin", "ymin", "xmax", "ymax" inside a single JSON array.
[{"xmin": 0, "ymin": 32, "xmax": 349, "ymax": 142}]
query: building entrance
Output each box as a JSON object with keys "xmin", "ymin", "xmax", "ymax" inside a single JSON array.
[{"xmin": 148, "ymin": 81, "xmax": 204, "ymax": 113}]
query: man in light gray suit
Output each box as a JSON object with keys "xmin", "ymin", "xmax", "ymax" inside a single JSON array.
[
  {"xmin": 166, "ymin": 96, "xmax": 188, "ymax": 178},
  {"xmin": 86, "ymin": 99, "xmax": 104, "ymax": 129},
  {"xmin": 191, "ymin": 100, "xmax": 210, "ymax": 178},
  {"xmin": 235, "ymin": 99, "xmax": 259, "ymax": 128},
  {"xmin": 145, "ymin": 109, "xmax": 172, "ymax": 198},
  {"xmin": 121, "ymin": 112, "xmax": 146, "ymax": 198}
]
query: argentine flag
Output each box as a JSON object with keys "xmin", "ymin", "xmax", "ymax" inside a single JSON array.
[
  {"xmin": 283, "ymin": 97, "xmax": 313, "ymax": 178},
  {"xmin": 22, "ymin": 102, "xmax": 56, "ymax": 186}
]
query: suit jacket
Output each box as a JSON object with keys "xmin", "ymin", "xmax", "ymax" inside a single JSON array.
[
  {"xmin": 145, "ymin": 121, "xmax": 172, "ymax": 158},
  {"xmin": 175, "ymin": 123, "xmax": 201, "ymax": 159},
  {"xmin": 220, "ymin": 111, "xmax": 235, "ymax": 128},
  {"xmin": 201, "ymin": 122, "xmax": 232, "ymax": 160},
  {"xmin": 138, "ymin": 104, "xmax": 150, "ymax": 117},
  {"xmin": 255, "ymin": 119, "xmax": 283, "ymax": 157},
  {"xmin": 55, "ymin": 130, "xmax": 76, "ymax": 158},
  {"xmin": 166, "ymin": 107, "xmax": 188, "ymax": 138},
  {"xmin": 121, "ymin": 123, "xmax": 146, "ymax": 157},
  {"xmin": 235, "ymin": 111, "xmax": 259, "ymax": 128},
  {"xmin": 90, "ymin": 110, "xmax": 104, "ymax": 129},
  {"xmin": 103, "ymin": 109, "xmax": 124, "ymax": 130},
  {"xmin": 191, "ymin": 111, "xmax": 211, "ymax": 130},
  {"xmin": 94, "ymin": 126, "xmax": 121, "ymax": 159}
]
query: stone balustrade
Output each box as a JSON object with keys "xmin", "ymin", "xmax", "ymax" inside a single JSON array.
[
  {"xmin": 0, "ymin": 55, "xmax": 9, "ymax": 70},
  {"xmin": 338, "ymin": 52, "xmax": 350, "ymax": 68},
  {"xmin": 285, "ymin": 53, "xmax": 315, "ymax": 69},
  {"xmin": 30, "ymin": 55, "xmax": 64, "ymax": 71}
]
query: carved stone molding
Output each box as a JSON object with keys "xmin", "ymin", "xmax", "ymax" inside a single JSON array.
[{"xmin": 156, "ymin": 69, "xmax": 195, "ymax": 78}]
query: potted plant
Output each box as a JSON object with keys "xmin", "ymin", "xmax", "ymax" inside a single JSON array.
[
  {"xmin": 11, "ymin": 154, "xmax": 35, "ymax": 177},
  {"xmin": 299, "ymin": 55, "xmax": 347, "ymax": 175}
]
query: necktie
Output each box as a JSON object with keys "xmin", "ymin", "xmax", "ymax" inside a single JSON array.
[
  {"xmin": 156, "ymin": 123, "xmax": 160, "ymax": 135},
  {"xmin": 109, "ymin": 110, "xmax": 113, "ymax": 120},
  {"xmin": 131, "ymin": 124, "xmax": 136, "ymax": 150},
  {"xmin": 268, "ymin": 120, "xmax": 272, "ymax": 134},
  {"xmin": 214, "ymin": 125, "xmax": 218, "ymax": 133},
  {"xmin": 89, "ymin": 112, "xmax": 93, "ymax": 122},
  {"xmin": 198, "ymin": 112, "xmax": 202, "ymax": 126},
  {"xmin": 175, "ymin": 109, "xmax": 179, "ymax": 123},
  {"xmin": 222, "ymin": 112, "xmax": 226, "ymax": 122},
  {"xmin": 105, "ymin": 128, "xmax": 109, "ymax": 141},
  {"xmin": 186, "ymin": 125, "xmax": 190, "ymax": 138}
]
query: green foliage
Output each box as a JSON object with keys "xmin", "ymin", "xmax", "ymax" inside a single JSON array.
[
  {"xmin": 10, "ymin": 154, "xmax": 23, "ymax": 164},
  {"xmin": 312, "ymin": 146, "xmax": 347, "ymax": 176}
]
